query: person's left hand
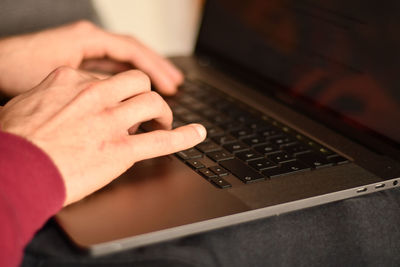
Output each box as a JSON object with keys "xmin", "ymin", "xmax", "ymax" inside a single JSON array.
[{"xmin": 0, "ymin": 20, "xmax": 183, "ymax": 97}]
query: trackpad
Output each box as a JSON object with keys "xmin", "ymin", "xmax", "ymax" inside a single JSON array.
[{"xmin": 56, "ymin": 156, "xmax": 249, "ymax": 248}]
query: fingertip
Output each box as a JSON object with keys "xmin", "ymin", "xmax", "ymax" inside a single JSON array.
[
  {"xmin": 174, "ymin": 69, "xmax": 184, "ymax": 85},
  {"xmin": 163, "ymin": 59, "xmax": 184, "ymax": 84},
  {"xmin": 157, "ymin": 83, "xmax": 178, "ymax": 96},
  {"xmin": 191, "ymin": 123, "xmax": 207, "ymax": 141}
]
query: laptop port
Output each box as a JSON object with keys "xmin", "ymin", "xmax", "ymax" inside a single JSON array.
[
  {"xmin": 356, "ymin": 187, "xmax": 367, "ymax": 193},
  {"xmin": 375, "ymin": 183, "xmax": 385, "ymax": 189},
  {"xmin": 393, "ymin": 180, "xmax": 398, "ymax": 186}
]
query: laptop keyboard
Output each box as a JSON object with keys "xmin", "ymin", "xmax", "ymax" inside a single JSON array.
[{"xmin": 167, "ymin": 80, "xmax": 349, "ymax": 189}]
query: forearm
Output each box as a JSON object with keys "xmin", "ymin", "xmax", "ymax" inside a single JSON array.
[{"xmin": 0, "ymin": 131, "xmax": 65, "ymax": 267}]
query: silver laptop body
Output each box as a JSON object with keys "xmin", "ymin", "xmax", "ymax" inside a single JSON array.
[{"xmin": 56, "ymin": 0, "xmax": 400, "ymax": 256}]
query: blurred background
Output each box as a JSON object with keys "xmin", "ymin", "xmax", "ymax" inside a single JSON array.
[{"xmin": 92, "ymin": 0, "xmax": 203, "ymax": 57}]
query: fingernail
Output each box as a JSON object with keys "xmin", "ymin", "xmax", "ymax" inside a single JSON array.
[{"xmin": 193, "ymin": 124, "xmax": 207, "ymax": 139}]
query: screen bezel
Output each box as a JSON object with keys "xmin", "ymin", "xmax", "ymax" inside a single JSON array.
[{"xmin": 194, "ymin": 0, "xmax": 400, "ymax": 160}]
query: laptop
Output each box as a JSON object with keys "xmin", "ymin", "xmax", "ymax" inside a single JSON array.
[{"xmin": 56, "ymin": 0, "xmax": 400, "ymax": 256}]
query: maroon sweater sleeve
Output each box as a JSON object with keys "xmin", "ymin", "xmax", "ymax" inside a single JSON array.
[{"xmin": 0, "ymin": 131, "xmax": 65, "ymax": 267}]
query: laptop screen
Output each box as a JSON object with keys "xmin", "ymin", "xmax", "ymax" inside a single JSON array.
[{"xmin": 196, "ymin": 0, "xmax": 400, "ymax": 147}]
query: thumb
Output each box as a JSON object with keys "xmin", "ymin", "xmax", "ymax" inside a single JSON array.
[{"xmin": 128, "ymin": 123, "xmax": 207, "ymax": 162}]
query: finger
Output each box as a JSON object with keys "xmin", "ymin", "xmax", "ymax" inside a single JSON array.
[
  {"xmin": 80, "ymin": 58, "xmax": 132, "ymax": 74},
  {"xmin": 128, "ymin": 123, "xmax": 207, "ymax": 162},
  {"xmin": 108, "ymin": 36, "xmax": 179, "ymax": 95},
  {"xmin": 95, "ymin": 70, "xmax": 151, "ymax": 103},
  {"xmin": 124, "ymin": 35, "xmax": 184, "ymax": 85},
  {"xmin": 109, "ymin": 91, "xmax": 173, "ymax": 130},
  {"xmin": 82, "ymin": 30, "xmax": 180, "ymax": 95}
]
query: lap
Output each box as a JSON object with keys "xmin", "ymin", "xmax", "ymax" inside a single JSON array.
[{"xmin": 22, "ymin": 189, "xmax": 400, "ymax": 267}]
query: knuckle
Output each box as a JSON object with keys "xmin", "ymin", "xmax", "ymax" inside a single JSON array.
[
  {"xmin": 102, "ymin": 106, "xmax": 117, "ymax": 119},
  {"xmin": 146, "ymin": 91, "xmax": 164, "ymax": 110},
  {"xmin": 147, "ymin": 90, "xmax": 162, "ymax": 100},
  {"xmin": 50, "ymin": 66, "xmax": 78, "ymax": 83},
  {"xmin": 78, "ymin": 81, "xmax": 102, "ymax": 102},
  {"xmin": 130, "ymin": 70, "xmax": 151, "ymax": 91},
  {"xmin": 71, "ymin": 20, "xmax": 96, "ymax": 33}
]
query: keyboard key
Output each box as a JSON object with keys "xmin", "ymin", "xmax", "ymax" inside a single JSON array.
[
  {"xmin": 267, "ymin": 151, "xmax": 294, "ymax": 163},
  {"xmin": 209, "ymin": 166, "xmax": 229, "ymax": 176},
  {"xmin": 198, "ymin": 168, "xmax": 217, "ymax": 179},
  {"xmin": 200, "ymin": 108, "xmax": 219, "ymax": 118},
  {"xmin": 196, "ymin": 141, "xmax": 222, "ymax": 153},
  {"xmin": 259, "ymin": 127, "xmax": 282, "ymax": 138},
  {"xmin": 214, "ymin": 100, "xmax": 234, "ymax": 111},
  {"xmin": 210, "ymin": 176, "xmax": 232, "ymax": 188},
  {"xmin": 226, "ymin": 107, "xmax": 249, "ymax": 117},
  {"xmin": 317, "ymin": 146, "xmax": 335, "ymax": 157},
  {"xmin": 282, "ymin": 160, "xmax": 311, "ymax": 173},
  {"xmin": 262, "ymin": 160, "xmax": 310, "ymax": 178},
  {"xmin": 271, "ymin": 120, "xmax": 283, "ymax": 128},
  {"xmin": 327, "ymin": 155, "xmax": 350, "ymax": 165},
  {"xmin": 268, "ymin": 136, "xmax": 297, "ymax": 146},
  {"xmin": 188, "ymin": 102, "xmax": 208, "ymax": 112},
  {"xmin": 281, "ymin": 126, "xmax": 292, "ymax": 134},
  {"xmin": 218, "ymin": 122, "xmax": 244, "ymax": 131},
  {"xmin": 171, "ymin": 105, "xmax": 190, "ymax": 116},
  {"xmin": 237, "ymin": 114, "xmax": 258, "ymax": 124},
  {"xmin": 220, "ymin": 159, "xmax": 264, "ymax": 184},
  {"xmin": 203, "ymin": 95, "xmax": 224, "ymax": 106},
  {"xmin": 212, "ymin": 134, "xmax": 236, "ymax": 145},
  {"xmin": 198, "ymin": 120, "xmax": 214, "ymax": 130},
  {"xmin": 179, "ymin": 83, "xmax": 197, "ymax": 93},
  {"xmin": 207, "ymin": 150, "xmax": 234, "ymax": 162},
  {"xmin": 249, "ymin": 158, "xmax": 278, "ymax": 171},
  {"xmin": 223, "ymin": 141, "xmax": 249, "ymax": 154},
  {"xmin": 207, "ymin": 126, "xmax": 225, "ymax": 137},
  {"xmin": 210, "ymin": 114, "xmax": 232, "ymax": 124},
  {"xmin": 231, "ymin": 128, "xmax": 255, "ymax": 139},
  {"xmin": 179, "ymin": 113, "xmax": 203, "ymax": 123},
  {"xmin": 300, "ymin": 137, "xmax": 335, "ymax": 157},
  {"xmin": 186, "ymin": 159, "xmax": 205, "ymax": 169},
  {"xmin": 177, "ymin": 95, "xmax": 197, "ymax": 106},
  {"xmin": 176, "ymin": 148, "xmax": 203, "ymax": 160},
  {"xmin": 296, "ymin": 152, "xmax": 333, "ymax": 168},
  {"xmin": 191, "ymin": 90, "xmax": 209, "ymax": 100},
  {"xmin": 294, "ymin": 133, "xmax": 307, "ymax": 142},
  {"xmin": 247, "ymin": 120, "xmax": 271, "ymax": 132},
  {"xmin": 281, "ymin": 143, "xmax": 311, "ymax": 156},
  {"xmin": 303, "ymin": 138, "xmax": 320, "ymax": 149},
  {"xmin": 254, "ymin": 143, "xmax": 280, "ymax": 155},
  {"xmin": 235, "ymin": 150, "xmax": 264, "ymax": 162},
  {"xmin": 242, "ymin": 135, "xmax": 268, "ymax": 147}
]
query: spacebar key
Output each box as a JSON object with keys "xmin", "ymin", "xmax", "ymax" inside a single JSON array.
[{"xmin": 220, "ymin": 159, "xmax": 264, "ymax": 184}]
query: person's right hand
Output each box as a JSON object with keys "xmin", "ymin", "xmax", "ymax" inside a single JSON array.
[
  {"xmin": 0, "ymin": 67, "xmax": 206, "ymax": 206},
  {"xmin": 0, "ymin": 20, "xmax": 183, "ymax": 97}
]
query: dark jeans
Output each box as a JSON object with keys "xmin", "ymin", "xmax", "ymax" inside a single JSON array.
[{"xmin": 22, "ymin": 189, "xmax": 400, "ymax": 267}]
